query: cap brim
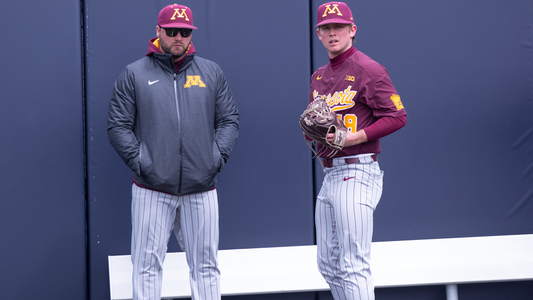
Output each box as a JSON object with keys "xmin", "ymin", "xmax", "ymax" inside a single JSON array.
[
  {"xmin": 315, "ymin": 19, "xmax": 353, "ymax": 27},
  {"xmin": 159, "ymin": 23, "xmax": 198, "ymax": 29}
]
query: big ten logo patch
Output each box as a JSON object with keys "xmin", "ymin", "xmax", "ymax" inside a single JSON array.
[{"xmin": 184, "ymin": 76, "xmax": 206, "ymax": 88}]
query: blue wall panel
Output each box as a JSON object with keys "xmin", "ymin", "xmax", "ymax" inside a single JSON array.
[
  {"xmin": 0, "ymin": 1, "xmax": 86, "ymax": 299},
  {"xmin": 311, "ymin": 0, "xmax": 533, "ymax": 242}
]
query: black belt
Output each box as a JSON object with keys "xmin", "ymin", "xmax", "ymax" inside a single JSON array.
[{"xmin": 323, "ymin": 154, "xmax": 377, "ymax": 168}]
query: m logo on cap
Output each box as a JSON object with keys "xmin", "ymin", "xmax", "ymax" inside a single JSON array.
[
  {"xmin": 171, "ymin": 8, "xmax": 190, "ymax": 21},
  {"xmin": 315, "ymin": 2, "xmax": 353, "ymax": 27},
  {"xmin": 322, "ymin": 4, "xmax": 343, "ymax": 17}
]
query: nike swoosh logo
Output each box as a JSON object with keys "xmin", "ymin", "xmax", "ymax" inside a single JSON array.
[
  {"xmin": 317, "ymin": 76, "xmax": 322, "ymax": 80},
  {"xmin": 148, "ymin": 80, "xmax": 160, "ymax": 85},
  {"xmin": 344, "ymin": 176, "xmax": 355, "ymax": 181}
]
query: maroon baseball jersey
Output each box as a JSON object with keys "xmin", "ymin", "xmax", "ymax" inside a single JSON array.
[{"xmin": 309, "ymin": 47, "xmax": 406, "ymax": 158}]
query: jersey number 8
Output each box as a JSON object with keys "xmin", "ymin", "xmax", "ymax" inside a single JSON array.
[{"xmin": 338, "ymin": 114, "xmax": 357, "ymax": 133}]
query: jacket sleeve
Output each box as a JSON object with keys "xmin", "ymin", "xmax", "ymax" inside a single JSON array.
[
  {"xmin": 107, "ymin": 67, "xmax": 141, "ymax": 176},
  {"xmin": 213, "ymin": 67, "xmax": 239, "ymax": 170}
]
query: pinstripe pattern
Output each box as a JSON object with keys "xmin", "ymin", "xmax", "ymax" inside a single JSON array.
[
  {"xmin": 131, "ymin": 184, "xmax": 221, "ymax": 300},
  {"xmin": 316, "ymin": 155, "xmax": 383, "ymax": 300}
]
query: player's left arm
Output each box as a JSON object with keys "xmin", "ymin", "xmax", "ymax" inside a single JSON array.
[{"xmin": 363, "ymin": 115, "xmax": 406, "ymax": 141}]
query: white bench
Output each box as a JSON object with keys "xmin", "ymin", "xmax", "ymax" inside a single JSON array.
[{"xmin": 109, "ymin": 234, "xmax": 533, "ymax": 300}]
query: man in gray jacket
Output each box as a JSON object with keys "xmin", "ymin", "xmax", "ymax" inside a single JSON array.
[{"xmin": 107, "ymin": 4, "xmax": 239, "ymax": 300}]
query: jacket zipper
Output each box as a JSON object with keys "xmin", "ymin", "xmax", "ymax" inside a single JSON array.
[
  {"xmin": 174, "ymin": 72, "xmax": 182, "ymax": 195},
  {"xmin": 174, "ymin": 73, "xmax": 180, "ymax": 124}
]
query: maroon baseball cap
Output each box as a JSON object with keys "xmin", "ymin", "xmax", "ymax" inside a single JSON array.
[
  {"xmin": 316, "ymin": 2, "xmax": 354, "ymax": 27},
  {"xmin": 158, "ymin": 4, "xmax": 198, "ymax": 29}
]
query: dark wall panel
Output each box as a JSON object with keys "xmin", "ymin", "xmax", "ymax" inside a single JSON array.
[
  {"xmin": 190, "ymin": 0, "xmax": 315, "ymax": 250},
  {"xmin": 320, "ymin": 285, "xmax": 447, "ymax": 300},
  {"xmin": 84, "ymin": 0, "xmax": 313, "ymax": 299},
  {"xmin": 311, "ymin": 0, "xmax": 533, "ymax": 241},
  {"xmin": 458, "ymin": 280, "xmax": 533, "ymax": 300},
  {"xmin": 0, "ymin": 1, "xmax": 86, "ymax": 299},
  {"xmin": 225, "ymin": 292, "xmax": 317, "ymax": 300}
]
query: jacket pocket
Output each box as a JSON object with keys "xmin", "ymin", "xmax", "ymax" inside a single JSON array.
[
  {"xmin": 139, "ymin": 142, "xmax": 153, "ymax": 176},
  {"xmin": 213, "ymin": 142, "xmax": 223, "ymax": 172}
]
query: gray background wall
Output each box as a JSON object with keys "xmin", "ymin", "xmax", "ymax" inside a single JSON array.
[{"xmin": 1, "ymin": 0, "xmax": 532, "ymax": 299}]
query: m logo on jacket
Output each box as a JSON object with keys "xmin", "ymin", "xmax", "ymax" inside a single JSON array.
[{"xmin": 184, "ymin": 75, "xmax": 206, "ymax": 88}]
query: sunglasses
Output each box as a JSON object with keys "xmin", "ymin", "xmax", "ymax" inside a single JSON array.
[{"xmin": 161, "ymin": 27, "xmax": 193, "ymax": 38}]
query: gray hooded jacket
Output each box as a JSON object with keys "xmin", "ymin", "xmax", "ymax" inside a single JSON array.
[{"xmin": 107, "ymin": 41, "xmax": 239, "ymax": 195}]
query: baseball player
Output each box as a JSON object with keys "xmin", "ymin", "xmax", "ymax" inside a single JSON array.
[
  {"xmin": 107, "ymin": 4, "xmax": 239, "ymax": 300},
  {"xmin": 308, "ymin": 2, "xmax": 406, "ymax": 299}
]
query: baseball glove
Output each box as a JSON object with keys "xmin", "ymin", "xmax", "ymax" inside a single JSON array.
[{"xmin": 299, "ymin": 96, "xmax": 347, "ymax": 158}]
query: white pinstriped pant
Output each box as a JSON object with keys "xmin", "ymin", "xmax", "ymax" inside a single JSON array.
[
  {"xmin": 131, "ymin": 184, "xmax": 221, "ymax": 300},
  {"xmin": 316, "ymin": 155, "xmax": 383, "ymax": 300}
]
